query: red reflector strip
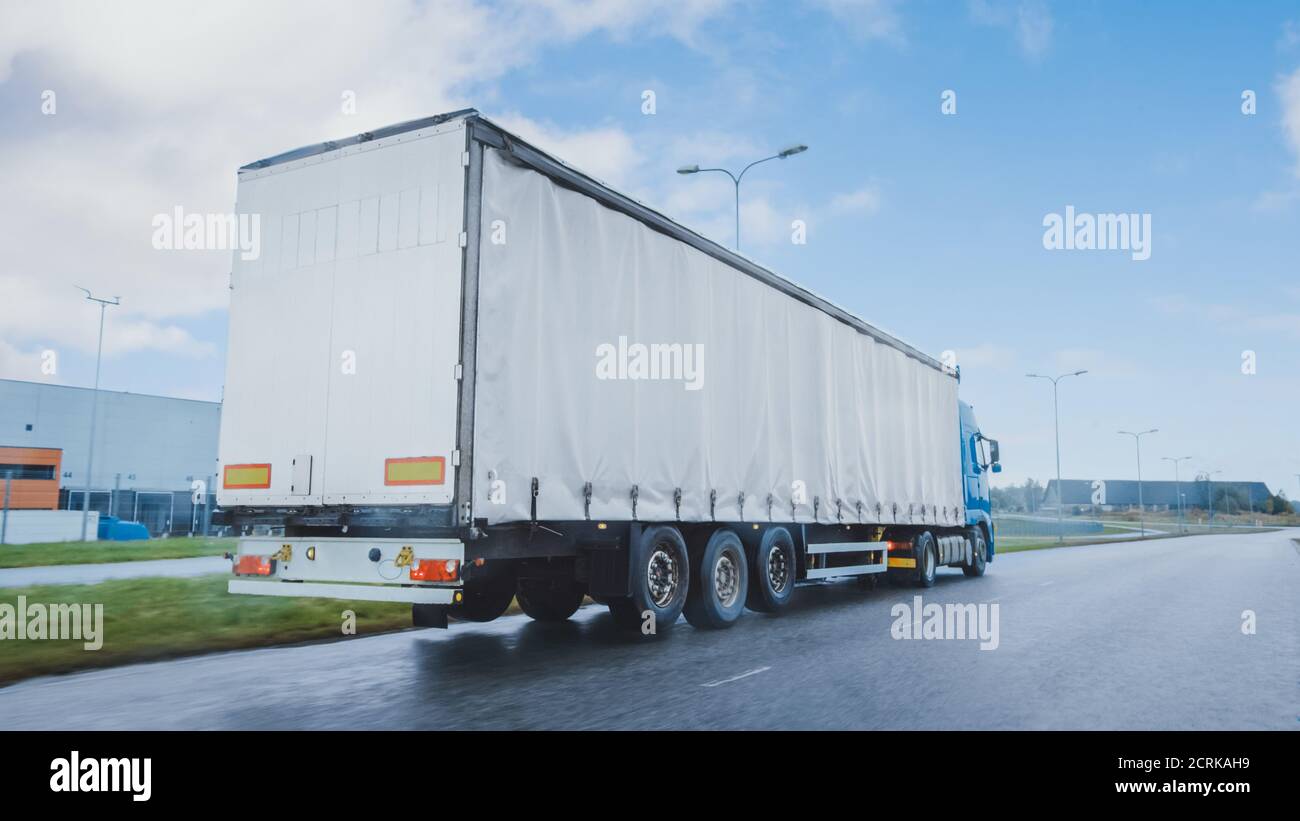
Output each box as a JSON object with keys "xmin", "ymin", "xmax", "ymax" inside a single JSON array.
[
  {"xmin": 885, "ymin": 540, "xmax": 910, "ymax": 552},
  {"xmin": 224, "ymin": 463, "xmax": 272, "ymax": 489},
  {"xmin": 384, "ymin": 456, "xmax": 445, "ymax": 486},
  {"xmin": 410, "ymin": 559, "xmax": 459, "ymax": 582},
  {"xmin": 234, "ymin": 555, "xmax": 274, "ymax": 576}
]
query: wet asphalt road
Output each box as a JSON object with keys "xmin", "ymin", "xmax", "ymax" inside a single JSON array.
[{"xmin": 0, "ymin": 529, "xmax": 1295, "ymax": 730}]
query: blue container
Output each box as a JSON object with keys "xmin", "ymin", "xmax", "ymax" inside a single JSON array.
[{"xmin": 96, "ymin": 515, "xmax": 151, "ymax": 541}]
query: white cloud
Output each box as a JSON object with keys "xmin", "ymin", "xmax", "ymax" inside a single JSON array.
[
  {"xmin": 807, "ymin": 0, "xmax": 905, "ymax": 44},
  {"xmin": 0, "ymin": 0, "xmax": 732, "ymax": 378},
  {"xmin": 969, "ymin": 0, "xmax": 1053, "ymax": 59},
  {"xmin": 827, "ymin": 185, "xmax": 883, "ymax": 215},
  {"xmin": 1278, "ymin": 66, "xmax": 1300, "ymax": 179},
  {"xmin": 0, "ymin": 338, "xmax": 58, "ymax": 383},
  {"xmin": 956, "ymin": 343, "xmax": 1016, "ymax": 370},
  {"xmin": 1150, "ymin": 295, "xmax": 1300, "ymax": 342}
]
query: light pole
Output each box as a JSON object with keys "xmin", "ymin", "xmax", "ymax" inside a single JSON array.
[
  {"xmin": 1026, "ymin": 370, "xmax": 1087, "ymax": 542},
  {"xmin": 1116, "ymin": 429, "xmax": 1157, "ymax": 536},
  {"xmin": 76, "ymin": 287, "xmax": 120, "ymax": 542},
  {"xmin": 1200, "ymin": 469, "xmax": 1223, "ymax": 524},
  {"xmin": 1162, "ymin": 456, "xmax": 1192, "ymax": 533},
  {"xmin": 677, "ymin": 144, "xmax": 808, "ymax": 251}
]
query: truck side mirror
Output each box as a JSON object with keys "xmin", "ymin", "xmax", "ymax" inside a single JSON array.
[
  {"xmin": 991, "ymin": 463, "xmax": 1002, "ymax": 474},
  {"xmin": 989, "ymin": 440, "xmax": 1000, "ymax": 464}
]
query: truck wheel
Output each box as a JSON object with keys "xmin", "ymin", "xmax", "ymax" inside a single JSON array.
[
  {"xmin": 746, "ymin": 526, "xmax": 796, "ymax": 613},
  {"xmin": 683, "ymin": 529, "xmax": 748, "ymax": 629},
  {"xmin": 516, "ymin": 578, "xmax": 585, "ymax": 622},
  {"xmin": 449, "ymin": 575, "xmax": 517, "ymax": 623},
  {"xmin": 915, "ymin": 531, "xmax": 937, "ymax": 588},
  {"xmin": 609, "ymin": 525, "xmax": 690, "ymax": 633},
  {"xmin": 962, "ymin": 530, "xmax": 987, "ymax": 577}
]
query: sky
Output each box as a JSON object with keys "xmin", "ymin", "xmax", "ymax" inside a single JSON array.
[{"xmin": 1, "ymin": 0, "xmax": 1298, "ymax": 496}]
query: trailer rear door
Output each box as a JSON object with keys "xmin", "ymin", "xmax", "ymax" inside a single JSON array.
[{"xmin": 219, "ymin": 121, "xmax": 467, "ymax": 507}]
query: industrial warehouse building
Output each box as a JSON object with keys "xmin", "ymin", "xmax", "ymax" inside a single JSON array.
[
  {"xmin": 0, "ymin": 378, "xmax": 221, "ymax": 536},
  {"xmin": 1042, "ymin": 478, "xmax": 1274, "ymax": 513}
]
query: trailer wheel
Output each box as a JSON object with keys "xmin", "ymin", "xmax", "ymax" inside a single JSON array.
[
  {"xmin": 683, "ymin": 529, "xmax": 748, "ymax": 629},
  {"xmin": 449, "ymin": 574, "xmax": 517, "ymax": 623},
  {"xmin": 745, "ymin": 526, "xmax": 796, "ymax": 614},
  {"xmin": 516, "ymin": 578, "xmax": 585, "ymax": 622},
  {"xmin": 962, "ymin": 529, "xmax": 987, "ymax": 577},
  {"xmin": 915, "ymin": 531, "xmax": 937, "ymax": 588},
  {"xmin": 609, "ymin": 525, "xmax": 690, "ymax": 633}
]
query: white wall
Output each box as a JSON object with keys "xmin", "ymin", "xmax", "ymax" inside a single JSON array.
[{"xmin": 0, "ymin": 510, "xmax": 98, "ymax": 545}]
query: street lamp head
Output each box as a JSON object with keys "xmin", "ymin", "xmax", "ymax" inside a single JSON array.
[
  {"xmin": 778, "ymin": 144, "xmax": 808, "ymax": 158},
  {"xmin": 1072, "ymin": 370, "xmax": 1088, "ymax": 376},
  {"xmin": 676, "ymin": 164, "xmax": 700, "ymax": 175}
]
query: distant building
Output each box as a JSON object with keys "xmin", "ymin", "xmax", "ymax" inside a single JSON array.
[
  {"xmin": 1042, "ymin": 478, "xmax": 1273, "ymax": 512},
  {"xmin": 0, "ymin": 379, "xmax": 221, "ymax": 534}
]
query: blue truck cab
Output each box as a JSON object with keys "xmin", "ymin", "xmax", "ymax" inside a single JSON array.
[{"xmin": 959, "ymin": 400, "xmax": 999, "ymax": 559}]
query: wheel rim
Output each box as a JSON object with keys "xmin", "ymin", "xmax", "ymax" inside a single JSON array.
[
  {"xmin": 714, "ymin": 552, "xmax": 740, "ymax": 607},
  {"xmin": 647, "ymin": 545, "xmax": 680, "ymax": 608},
  {"xmin": 923, "ymin": 541, "xmax": 934, "ymax": 577},
  {"xmin": 767, "ymin": 543, "xmax": 789, "ymax": 593}
]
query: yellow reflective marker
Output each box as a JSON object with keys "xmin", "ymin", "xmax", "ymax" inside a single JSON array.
[{"xmin": 384, "ymin": 456, "xmax": 446, "ymax": 486}]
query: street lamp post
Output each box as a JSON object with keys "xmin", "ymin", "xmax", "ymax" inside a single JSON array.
[
  {"xmin": 1117, "ymin": 429, "xmax": 1157, "ymax": 536},
  {"xmin": 76, "ymin": 287, "xmax": 120, "ymax": 542},
  {"xmin": 1201, "ymin": 469, "xmax": 1223, "ymax": 524},
  {"xmin": 1026, "ymin": 370, "xmax": 1087, "ymax": 543},
  {"xmin": 677, "ymin": 144, "xmax": 809, "ymax": 251},
  {"xmin": 1162, "ymin": 456, "xmax": 1192, "ymax": 533}
]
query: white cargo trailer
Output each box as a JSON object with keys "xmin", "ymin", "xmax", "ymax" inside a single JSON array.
[{"xmin": 219, "ymin": 109, "xmax": 1000, "ymax": 631}]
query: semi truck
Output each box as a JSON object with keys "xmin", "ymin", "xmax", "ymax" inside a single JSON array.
[{"xmin": 216, "ymin": 108, "xmax": 1001, "ymax": 632}]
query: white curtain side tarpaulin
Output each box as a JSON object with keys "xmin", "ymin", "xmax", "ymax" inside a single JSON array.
[{"xmin": 473, "ymin": 148, "xmax": 963, "ymax": 527}]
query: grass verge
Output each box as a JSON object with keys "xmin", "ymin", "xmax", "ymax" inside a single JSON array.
[
  {"xmin": 996, "ymin": 526, "xmax": 1276, "ymax": 554},
  {"xmin": 0, "ymin": 574, "xmax": 412, "ymax": 686},
  {"xmin": 0, "ymin": 537, "xmax": 236, "ymax": 569}
]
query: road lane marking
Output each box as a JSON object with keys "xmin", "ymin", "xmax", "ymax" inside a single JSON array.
[
  {"xmin": 1040, "ymin": 581, "xmax": 1054, "ymax": 586},
  {"xmin": 701, "ymin": 666, "xmax": 771, "ymax": 688}
]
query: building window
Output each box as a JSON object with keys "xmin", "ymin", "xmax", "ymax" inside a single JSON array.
[{"xmin": 0, "ymin": 463, "xmax": 57, "ymax": 480}]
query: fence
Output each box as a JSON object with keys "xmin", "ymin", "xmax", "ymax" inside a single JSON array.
[{"xmin": 57, "ymin": 488, "xmax": 216, "ymax": 537}]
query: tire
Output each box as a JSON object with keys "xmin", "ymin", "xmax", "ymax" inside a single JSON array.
[
  {"xmin": 745, "ymin": 526, "xmax": 796, "ymax": 614},
  {"xmin": 915, "ymin": 531, "xmax": 937, "ymax": 588},
  {"xmin": 449, "ymin": 572, "xmax": 517, "ymax": 623},
  {"xmin": 962, "ymin": 529, "xmax": 987, "ymax": 577},
  {"xmin": 683, "ymin": 529, "xmax": 748, "ymax": 629},
  {"xmin": 516, "ymin": 578, "xmax": 585, "ymax": 622},
  {"xmin": 608, "ymin": 525, "xmax": 690, "ymax": 634}
]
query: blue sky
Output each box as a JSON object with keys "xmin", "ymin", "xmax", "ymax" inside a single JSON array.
[{"xmin": 1, "ymin": 0, "xmax": 1298, "ymax": 495}]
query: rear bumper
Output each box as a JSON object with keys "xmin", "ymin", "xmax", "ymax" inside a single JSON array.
[
  {"xmin": 229, "ymin": 579, "xmax": 456, "ymax": 604},
  {"xmin": 228, "ymin": 536, "xmax": 463, "ymax": 604}
]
